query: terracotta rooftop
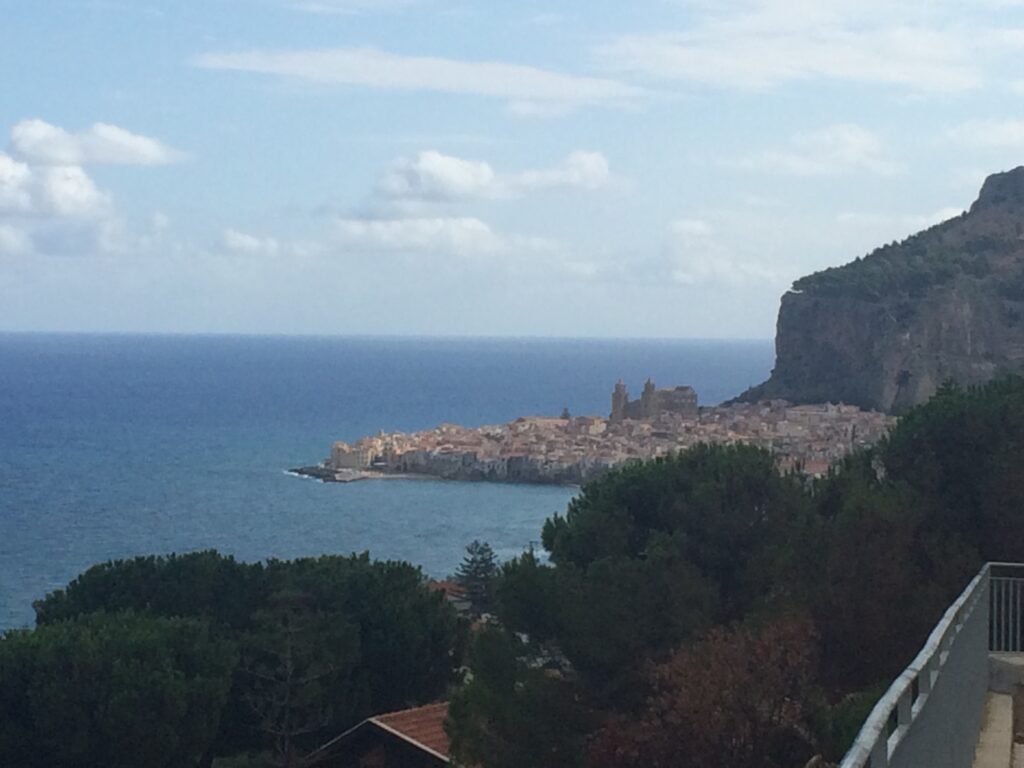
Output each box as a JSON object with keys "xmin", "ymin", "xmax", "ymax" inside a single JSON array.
[
  {"xmin": 427, "ymin": 580, "xmax": 467, "ymax": 598},
  {"xmin": 371, "ymin": 702, "xmax": 450, "ymax": 760}
]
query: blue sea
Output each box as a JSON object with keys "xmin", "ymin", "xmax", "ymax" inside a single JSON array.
[{"xmin": 0, "ymin": 334, "xmax": 773, "ymax": 630}]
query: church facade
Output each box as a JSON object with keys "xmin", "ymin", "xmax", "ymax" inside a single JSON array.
[{"xmin": 610, "ymin": 379, "xmax": 698, "ymax": 422}]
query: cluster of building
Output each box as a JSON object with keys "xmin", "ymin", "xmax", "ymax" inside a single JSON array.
[{"xmin": 322, "ymin": 380, "xmax": 895, "ymax": 484}]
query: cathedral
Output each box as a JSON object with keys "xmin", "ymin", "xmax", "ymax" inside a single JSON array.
[{"xmin": 610, "ymin": 379, "xmax": 698, "ymax": 422}]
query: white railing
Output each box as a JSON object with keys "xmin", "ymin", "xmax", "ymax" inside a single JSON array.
[
  {"xmin": 990, "ymin": 564, "xmax": 1024, "ymax": 652},
  {"xmin": 839, "ymin": 563, "xmax": 999, "ymax": 768}
]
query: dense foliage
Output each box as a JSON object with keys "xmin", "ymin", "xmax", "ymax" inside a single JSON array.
[
  {"xmin": 0, "ymin": 612, "xmax": 236, "ymax": 768},
  {"xmin": 449, "ymin": 377, "xmax": 1024, "ymax": 767},
  {"xmin": 3, "ymin": 553, "xmax": 463, "ymax": 766},
  {"xmin": 446, "ymin": 626, "xmax": 594, "ymax": 768},
  {"xmin": 588, "ymin": 616, "xmax": 819, "ymax": 768},
  {"xmin": 791, "ymin": 223, "xmax": 1015, "ymax": 300}
]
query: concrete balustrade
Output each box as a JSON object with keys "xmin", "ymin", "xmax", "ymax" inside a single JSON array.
[{"xmin": 841, "ymin": 563, "xmax": 1024, "ymax": 768}]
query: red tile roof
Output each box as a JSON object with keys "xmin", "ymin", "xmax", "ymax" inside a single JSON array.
[
  {"xmin": 427, "ymin": 580, "xmax": 467, "ymax": 598},
  {"xmin": 371, "ymin": 702, "xmax": 450, "ymax": 760}
]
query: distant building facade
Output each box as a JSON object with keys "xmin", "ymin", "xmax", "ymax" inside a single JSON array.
[
  {"xmin": 331, "ymin": 441, "xmax": 375, "ymax": 469},
  {"xmin": 610, "ymin": 379, "xmax": 698, "ymax": 422}
]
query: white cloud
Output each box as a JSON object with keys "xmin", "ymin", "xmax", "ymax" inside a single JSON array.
[
  {"xmin": 376, "ymin": 150, "xmax": 611, "ymax": 202},
  {"xmin": 736, "ymin": 124, "xmax": 896, "ymax": 176},
  {"xmin": 10, "ymin": 119, "xmax": 184, "ymax": 166},
  {"xmin": 0, "ymin": 224, "xmax": 31, "ymax": 256},
  {"xmin": 377, "ymin": 151, "xmax": 498, "ymax": 201},
  {"xmin": 333, "ymin": 216, "xmax": 505, "ymax": 257},
  {"xmin": 193, "ymin": 47, "xmax": 643, "ymax": 113},
  {"xmin": 221, "ymin": 228, "xmax": 281, "ymax": 256},
  {"xmin": 599, "ymin": 0, "xmax": 1024, "ymax": 93},
  {"xmin": 946, "ymin": 119, "xmax": 1024, "ymax": 149},
  {"xmin": 0, "ymin": 153, "xmax": 33, "ymax": 213},
  {"xmin": 0, "ymin": 119, "xmax": 179, "ymax": 261},
  {"xmin": 665, "ymin": 217, "xmax": 780, "ymax": 285},
  {"xmin": 505, "ymin": 100, "xmax": 575, "ymax": 119},
  {"xmin": 0, "ymin": 152, "xmax": 110, "ymax": 218},
  {"xmin": 514, "ymin": 151, "xmax": 610, "ymax": 191},
  {"xmin": 38, "ymin": 166, "xmax": 111, "ymax": 217},
  {"xmin": 331, "ymin": 214, "xmax": 564, "ymax": 264}
]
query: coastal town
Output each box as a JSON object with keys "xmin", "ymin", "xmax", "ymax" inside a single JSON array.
[{"xmin": 295, "ymin": 379, "xmax": 895, "ymax": 485}]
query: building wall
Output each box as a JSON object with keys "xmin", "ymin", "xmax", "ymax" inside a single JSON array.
[{"xmin": 611, "ymin": 381, "xmax": 699, "ymax": 421}]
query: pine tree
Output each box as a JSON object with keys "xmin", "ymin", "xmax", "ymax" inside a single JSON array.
[
  {"xmin": 241, "ymin": 591, "xmax": 358, "ymax": 767},
  {"xmin": 455, "ymin": 540, "xmax": 499, "ymax": 617}
]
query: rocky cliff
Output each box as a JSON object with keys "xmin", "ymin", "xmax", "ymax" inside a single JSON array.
[{"xmin": 740, "ymin": 167, "xmax": 1024, "ymax": 413}]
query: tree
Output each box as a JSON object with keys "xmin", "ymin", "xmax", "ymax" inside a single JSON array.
[
  {"xmin": 534, "ymin": 445, "xmax": 807, "ymax": 695},
  {"xmin": 455, "ymin": 540, "xmax": 499, "ymax": 616},
  {"xmin": 268, "ymin": 554, "xmax": 464, "ymax": 721},
  {"xmin": 448, "ymin": 446, "xmax": 810, "ymax": 766},
  {"xmin": 447, "ymin": 627, "xmax": 594, "ymax": 768},
  {"xmin": 27, "ymin": 551, "xmax": 465, "ymax": 763},
  {"xmin": 803, "ymin": 455, "xmax": 978, "ymax": 691},
  {"xmin": 34, "ymin": 550, "xmax": 267, "ymax": 630},
  {"xmin": 240, "ymin": 591, "xmax": 360, "ymax": 767},
  {"xmin": 0, "ymin": 612, "xmax": 236, "ymax": 768},
  {"xmin": 879, "ymin": 376, "xmax": 1024, "ymax": 561},
  {"xmin": 586, "ymin": 616, "xmax": 819, "ymax": 768},
  {"xmin": 542, "ymin": 444, "xmax": 806, "ymax": 620}
]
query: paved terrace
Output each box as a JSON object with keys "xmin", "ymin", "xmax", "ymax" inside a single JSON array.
[{"xmin": 841, "ymin": 563, "xmax": 1024, "ymax": 768}]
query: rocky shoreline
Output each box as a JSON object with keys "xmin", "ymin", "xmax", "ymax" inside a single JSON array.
[
  {"xmin": 288, "ymin": 466, "xmax": 388, "ymax": 483},
  {"xmin": 288, "ymin": 462, "xmax": 583, "ymax": 486}
]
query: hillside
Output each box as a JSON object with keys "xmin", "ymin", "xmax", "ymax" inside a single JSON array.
[{"xmin": 740, "ymin": 167, "xmax": 1024, "ymax": 413}]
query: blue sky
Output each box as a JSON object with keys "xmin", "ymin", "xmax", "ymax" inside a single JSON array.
[{"xmin": 3, "ymin": 0, "xmax": 1024, "ymax": 337}]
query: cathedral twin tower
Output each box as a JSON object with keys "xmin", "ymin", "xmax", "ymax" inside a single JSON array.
[{"xmin": 610, "ymin": 379, "xmax": 698, "ymax": 423}]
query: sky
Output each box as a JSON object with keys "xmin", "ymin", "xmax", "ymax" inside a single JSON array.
[{"xmin": 3, "ymin": 0, "xmax": 1024, "ymax": 338}]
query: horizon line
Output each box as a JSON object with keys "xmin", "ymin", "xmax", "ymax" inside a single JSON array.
[{"xmin": 0, "ymin": 330, "xmax": 776, "ymax": 343}]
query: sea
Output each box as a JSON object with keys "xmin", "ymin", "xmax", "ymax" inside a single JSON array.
[{"xmin": 0, "ymin": 334, "xmax": 774, "ymax": 631}]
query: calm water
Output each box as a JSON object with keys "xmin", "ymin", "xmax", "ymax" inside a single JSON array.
[{"xmin": 0, "ymin": 334, "xmax": 773, "ymax": 630}]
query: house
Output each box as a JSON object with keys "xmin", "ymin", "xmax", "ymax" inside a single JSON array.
[
  {"xmin": 309, "ymin": 702, "xmax": 450, "ymax": 767},
  {"xmin": 427, "ymin": 579, "xmax": 472, "ymax": 614}
]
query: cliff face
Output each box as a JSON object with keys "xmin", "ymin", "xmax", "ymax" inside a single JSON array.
[{"xmin": 741, "ymin": 167, "xmax": 1024, "ymax": 413}]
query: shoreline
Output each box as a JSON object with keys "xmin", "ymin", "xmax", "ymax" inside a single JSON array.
[
  {"xmin": 287, "ymin": 464, "xmax": 583, "ymax": 488},
  {"xmin": 287, "ymin": 466, "xmax": 415, "ymax": 484}
]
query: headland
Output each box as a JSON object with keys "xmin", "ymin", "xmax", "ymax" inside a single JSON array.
[
  {"xmin": 292, "ymin": 379, "xmax": 894, "ymax": 485},
  {"xmin": 739, "ymin": 167, "xmax": 1024, "ymax": 413}
]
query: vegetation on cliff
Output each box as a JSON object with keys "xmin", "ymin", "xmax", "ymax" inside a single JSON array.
[
  {"xmin": 795, "ymin": 167, "xmax": 1024, "ymax": 301},
  {"xmin": 791, "ymin": 225, "xmax": 1009, "ymax": 300}
]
